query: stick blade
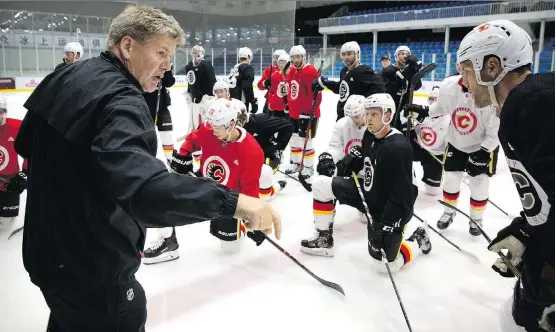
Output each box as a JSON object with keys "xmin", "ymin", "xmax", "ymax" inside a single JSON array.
[
  {"xmin": 318, "ymin": 277, "xmax": 345, "ymax": 296},
  {"xmin": 298, "ymin": 174, "xmax": 313, "ymax": 192}
]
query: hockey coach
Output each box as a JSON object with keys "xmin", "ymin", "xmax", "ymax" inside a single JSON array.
[{"xmin": 14, "ymin": 5, "xmax": 281, "ymax": 332}]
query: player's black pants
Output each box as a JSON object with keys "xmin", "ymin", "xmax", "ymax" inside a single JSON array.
[
  {"xmin": 155, "ymin": 105, "xmax": 173, "ymax": 132},
  {"xmin": 290, "ymin": 117, "xmax": 319, "ymax": 138},
  {"xmin": 331, "ymin": 176, "xmax": 410, "ymax": 262},
  {"xmin": 44, "ymin": 280, "xmax": 146, "ymax": 332},
  {"xmin": 210, "ymin": 216, "xmax": 242, "ymax": 241},
  {"xmin": 268, "ymin": 109, "xmax": 289, "ymax": 119},
  {"xmin": 444, "ymin": 143, "xmax": 500, "ymax": 177}
]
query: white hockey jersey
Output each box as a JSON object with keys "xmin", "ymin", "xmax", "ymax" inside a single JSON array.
[
  {"xmin": 429, "ymin": 75, "xmax": 499, "ymax": 154},
  {"xmin": 326, "ymin": 116, "xmax": 366, "ymax": 176},
  {"xmin": 414, "ymin": 114, "xmax": 450, "ymax": 156}
]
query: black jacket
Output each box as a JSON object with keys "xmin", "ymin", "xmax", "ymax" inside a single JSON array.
[
  {"xmin": 243, "ymin": 113, "xmax": 294, "ymax": 158},
  {"xmin": 15, "ymin": 51, "xmax": 239, "ymax": 295}
]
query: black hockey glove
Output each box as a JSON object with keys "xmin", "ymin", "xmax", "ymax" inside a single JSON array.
[
  {"xmin": 249, "ymin": 98, "xmax": 258, "ymax": 114},
  {"xmin": 316, "ymin": 152, "xmax": 335, "ymax": 177},
  {"xmin": 263, "ymin": 79, "xmax": 271, "ymax": 89},
  {"xmin": 335, "ymin": 146, "xmax": 363, "ymax": 177},
  {"xmin": 170, "ymin": 150, "xmax": 194, "ymax": 175},
  {"xmin": 488, "ymin": 212, "xmax": 531, "ymax": 277},
  {"xmin": 368, "ymin": 220, "xmax": 404, "ymax": 262},
  {"xmin": 403, "ymin": 104, "xmax": 429, "ymax": 123},
  {"xmin": 5, "ymin": 171, "xmax": 27, "ymax": 194},
  {"xmin": 273, "ymin": 149, "xmax": 283, "ymax": 163},
  {"xmin": 247, "ymin": 230, "xmax": 266, "ymax": 246},
  {"xmin": 312, "ymin": 76, "xmax": 327, "ymax": 93},
  {"xmin": 406, "ymin": 54, "xmax": 421, "ymax": 68},
  {"xmin": 298, "ymin": 114, "xmax": 312, "ymax": 137},
  {"xmin": 465, "ymin": 148, "xmax": 490, "ymax": 177}
]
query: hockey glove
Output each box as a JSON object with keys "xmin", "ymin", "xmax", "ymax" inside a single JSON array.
[
  {"xmin": 249, "ymin": 99, "xmax": 258, "ymax": 114},
  {"xmin": 247, "ymin": 230, "xmax": 266, "ymax": 246},
  {"xmin": 406, "ymin": 54, "xmax": 421, "ymax": 68},
  {"xmin": 488, "ymin": 212, "xmax": 531, "ymax": 277},
  {"xmin": 263, "ymin": 79, "xmax": 271, "ymax": 89},
  {"xmin": 403, "ymin": 104, "xmax": 429, "ymax": 123},
  {"xmin": 170, "ymin": 150, "xmax": 194, "ymax": 175},
  {"xmin": 368, "ymin": 220, "xmax": 403, "ymax": 262},
  {"xmin": 5, "ymin": 172, "xmax": 27, "ymax": 194},
  {"xmin": 335, "ymin": 146, "xmax": 363, "ymax": 177},
  {"xmin": 465, "ymin": 148, "xmax": 491, "ymax": 177},
  {"xmin": 316, "ymin": 152, "xmax": 335, "ymax": 177},
  {"xmin": 273, "ymin": 149, "xmax": 283, "ymax": 163},
  {"xmin": 312, "ymin": 76, "xmax": 327, "ymax": 92},
  {"xmin": 298, "ymin": 114, "xmax": 312, "ymax": 137}
]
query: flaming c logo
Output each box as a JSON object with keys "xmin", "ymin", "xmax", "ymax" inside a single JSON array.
[
  {"xmin": 451, "ymin": 107, "xmax": 477, "ymax": 135},
  {"xmin": 419, "ymin": 127, "xmax": 437, "ymax": 147},
  {"xmin": 202, "ymin": 156, "xmax": 230, "ymax": 185}
]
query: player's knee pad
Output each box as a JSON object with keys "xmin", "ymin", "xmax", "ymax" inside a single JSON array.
[
  {"xmin": 220, "ymin": 237, "xmax": 244, "ymax": 253},
  {"xmin": 469, "ymin": 173, "xmax": 489, "ymax": 201},
  {"xmin": 313, "ymin": 175, "xmax": 335, "ymax": 202},
  {"xmin": 443, "ymin": 171, "xmax": 464, "ymax": 194},
  {"xmin": 259, "ymin": 164, "xmax": 274, "ymax": 201},
  {"xmin": 0, "ymin": 216, "xmax": 16, "ymax": 232}
]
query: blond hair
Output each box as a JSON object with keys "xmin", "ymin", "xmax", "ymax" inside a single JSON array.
[{"xmin": 107, "ymin": 5, "xmax": 185, "ymax": 50}]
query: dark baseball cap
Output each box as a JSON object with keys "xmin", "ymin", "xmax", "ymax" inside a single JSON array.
[{"xmin": 381, "ymin": 55, "xmax": 390, "ymax": 60}]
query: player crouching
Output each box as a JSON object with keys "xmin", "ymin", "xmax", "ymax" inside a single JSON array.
[{"xmin": 300, "ymin": 93, "xmax": 431, "ymax": 273}]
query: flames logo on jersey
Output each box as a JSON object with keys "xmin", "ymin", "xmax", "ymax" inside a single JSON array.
[
  {"xmin": 0, "ymin": 145, "xmax": 9, "ymax": 172},
  {"xmin": 344, "ymin": 138, "xmax": 362, "ymax": 155},
  {"xmin": 363, "ymin": 157, "xmax": 374, "ymax": 192},
  {"xmin": 339, "ymin": 80, "xmax": 350, "ymax": 102},
  {"xmin": 186, "ymin": 70, "xmax": 196, "ymax": 85},
  {"xmin": 452, "ymin": 107, "xmax": 477, "ymax": 136},
  {"xmin": 277, "ymin": 82, "xmax": 288, "ymax": 98},
  {"xmin": 290, "ymin": 80, "xmax": 299, "ymax": 100},
  {"xmin": 418, "ymin": 126, "xmax": 437, "ymax": 147},
  {"xmin": 202, "ymin": 155, "xmax": 230, "ymax": 186}
]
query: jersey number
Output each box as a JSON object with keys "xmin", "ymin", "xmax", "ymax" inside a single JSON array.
[{"xmin": 227, "ymin": 67, "xmax": 239, "ymax": 89}]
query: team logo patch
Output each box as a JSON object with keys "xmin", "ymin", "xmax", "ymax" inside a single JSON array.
[
  {"xmin": 363, "ymin": 157, "xmax": 374, "ymax": 192},
  {"xmin": 203, "ymin": 155, "xmax": 230, "ymax": 186},
  {"xmin": 126, "ymin": 288, "xmax": 134, "ymax": 301},
  {"xmin": 452, "ymin": 107, "xmax": 477, "ymax": 135},
  {"xmin": 344, "ymin": 138, "xmax": 362, "ymax": 155},
  {"xmin": 186, "ymin": 70, "xmax": 196, "ymax": 85},
  {"xmin": 290, "ymin": 80, "xmax": 299, "ymax": 100},
  {"xmin": 418, "ymin": 126, "xmax": 437, "ymax": 147},
  {"xmin": 277, "ymin": 82, "xmax": 288, "ymax": 98},
  {"xmin": 0, "ymin": 145, "xmax": 9, "ymax": 172},
  {"xmin": 339, "ymin": 80, "xmax": 350, "ymax": 102}
]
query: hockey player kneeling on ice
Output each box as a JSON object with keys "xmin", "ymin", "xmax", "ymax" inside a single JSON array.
[
  {"xmin": 0, "ymin": 98, "xmax": 28, "ymax": 235},
  {"xmin": 301, "ymin": 93, "xmax": 431, "ymax": 270},
  {"xmin": 142, "ymin": 99, "xmax": 266, "ymax": 263},
  {"xmin": 402, "ymin": 86, "xmax": 449, "ymax": 196},
  {"xmin": 405, "ymin": 69, "xmax": 500, "ymax": 236}
]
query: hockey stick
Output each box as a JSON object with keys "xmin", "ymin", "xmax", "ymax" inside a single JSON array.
[
  {"xmin": 277, "ymin": 169, "xmax": 301, "ymax": 183},
  {"xmin": 297, "ymin": 60, "xmax": 324, "ymax": 192},
  {"xmin": 154, "ymin": 84, "xmax": 162, "ymax": 126},
  {"xmin": 240, "ymin": 221, "xmax": 345, "ymax": 296},
  {"xmin": 412, "ymin": 214, "xmax": 479, "ymax": 261},
  {"xmin": 405, "ymin": 63, "xmax": 437, "ymax": 139},
  {"xmin": 351, "ymin": 172, "xmax": 412, "ymax": 331},
  {"xmin": 437, "ymin": 200, "xmax": 521, "ymax": 279},
  {"xmin": 8, "ymin": 226, "xmax": 23, "ymax": 239}
]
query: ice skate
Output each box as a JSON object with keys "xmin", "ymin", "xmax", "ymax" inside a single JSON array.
[
  {"xmin": 284, "ymin": 162, "xmax": 300, "ymax": 175},
  {"xmin": 300, "ymin": 166, "xmax": 314, "ymax": 183},
  {"xmin": 437, "ymin": 211, "xmax": 455, "ymax": 230},
  {"xmin": 143, "ymin": 232, "xmax": 180, "ymax": 265},
  {"xmin": 469, "ymin": 219, "xmax": 482, "ymax": 236},
  {"xmin": 407, "ymin": 226, "xmax": 432, "ymax": 254},
  {"xmin": 300, "ymin": 228, "xmax": 334, "ymax": 257}
]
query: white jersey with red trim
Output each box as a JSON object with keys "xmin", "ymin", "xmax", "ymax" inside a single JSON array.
[
  {"xmin": 326, "ymin": 116, "xmax": 366, "ymax": 175},
  {"xmin": 428, "ymin": 75, "xmax": 499, "ymax": 154},
  {"xmin": 415, "ymin": 114, "xmax": 450, "ymax": 156}
]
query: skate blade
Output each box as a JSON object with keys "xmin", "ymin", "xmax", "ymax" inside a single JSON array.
[
  {"xmin": 142, "ymin": 251, "xmax": 180, "ymax": 265},
  {"xmin": 300, "ymin": 246, "xmax": 335, "ymax": 257}
]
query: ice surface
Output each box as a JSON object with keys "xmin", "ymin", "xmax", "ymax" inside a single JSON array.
[{"xmin": 0, "ymin": 88, "xmax": 522, "ymax": 332}]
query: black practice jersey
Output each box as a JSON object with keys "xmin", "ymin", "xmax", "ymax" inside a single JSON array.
[
  {"xmin": 324, "ymin": 64, "xmax": 384, "ymax": 117},
  {"xmin": 355, "ymin": 128, "xmax": 417, "ymax": 224},
  {"xmin": 243, "ymin": 113, "xmax": 294, "ymax": 158},
  {"xmin": 227, "ymin": 63, "xmax": 255, "ymax": 103},
  {"xmin": 185, "ymin": 60, "xmax": 216, "ymax": 103},
  {"xmin": 499, "ymin": 72, "xmax": 554, "ymax": 261}
]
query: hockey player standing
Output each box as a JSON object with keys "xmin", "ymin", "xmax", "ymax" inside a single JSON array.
[
  {"xmin": 301, "ymin": 93, "xmax": 431, "ymax": 272},
  {"xmin": 258, "ymin": 49, "xmax": 287, "ymax": 114},
  {"xmin": 284, "ymin": 45, "xmax": 322, "ymax": 181},
  {"xmin": 404, "ymin": 72, "xmax": 500, "ymax": 235},
  {"xmin": 312, "ymin": 41, "xmax": 385, "ymax": 121},
  {"xmin": 55, "ymin": 42, "xmax": 83, "ymax": 70},
  {"xmin": 228, "ymin": 47, "xmax": 258, "ymax": 114},
  {"xmin": 0, "ymin": 98, "xmax": 28, "ymax": 237},
  {"xmin": 184, "ymin": 45, "xmax": 217, "ymax": 130},
  {"xmin": 457, "ymin": 20, "xmax": 554, "ymax": 332},
  {"xmin": 267, "ymin": 53, "xmax": 291, "ymax": 119},
  {"xmin": 143, "ymin": 67, "xmax": 176, "ymax": 163}
]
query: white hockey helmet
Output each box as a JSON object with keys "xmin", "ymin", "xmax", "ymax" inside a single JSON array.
[
  {"xmin": 230, "ymin": 98, "xmax": 249, "ymax": 126},
  {"xmin": 273, "ymin": 49, "xmax": 287, "ymax": 57},
  {"xmin": 395, "ymin": 45, "xmax": 411, "ymax": 58},
  {"xmin": 344, "ymin": 94, "xmax": 366, "ymax": 118},
  {"xmin": 457, "ymin": 20, "xmax": 533, "ymax": 87},
  {"xmin": 205, "ymin": 98, "xmax": 238, "ymax": 128},
  {"xmin": 289, "ymin": 45, "xmax": 306, "ymax": 58},
  {"xmin": 364, "ymin": 93, "xmax": 396, "ymax": 122},
  {"xmin": 238, "ymin": 47, "xmax": 253, "ymax": 61},
  {"xmin": 0, "ymin": 97, "xmax": 7, "ymax": 111},
  {"xmin": 191, "ymin": 45, "xmax": 205, "ymax": 60},
  {"xmin": 278, "ymin": 53, "xmax": 290, "ymax": 63},
  {"xmin": 64, "ymin": 42, "xmax": 83, "ymax": 58},
  {"xmin": 341, "ymin": 41, "xmax": 360, "ymax": 55},
  {"xmin": 213, "ymin": 80, "xmax": 230, "ymax": 97},
  {"xmin": 428, "ymin": 86, "xmax": 440, "ymax": 105}
]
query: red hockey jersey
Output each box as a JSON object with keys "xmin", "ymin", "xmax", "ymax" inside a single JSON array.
[
  {"xmin": 268, "ymin": 70, "xmax": 288, "ymax": 112},
  {"xmin": 286, "ymin": 65, "xmax": 322, "ymax": 120},
  {"xmin": 179, "ymin": 124, "xmax": 263, "ymax": 198},
  {"xmin": 257, "ymin": 66, "xmax": 280, "ymax": 99},
  {"xmin": 0, "ymin": 118, "xmax": 27, "ymax": 191}
]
